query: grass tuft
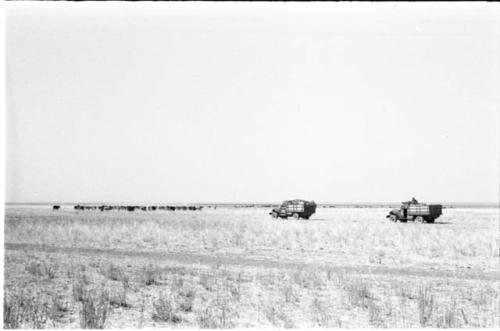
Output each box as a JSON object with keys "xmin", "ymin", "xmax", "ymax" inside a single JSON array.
[
  {"xmin": 79, "ymin": 287, "xmax": 110, "ymax": 329},
  {"xmin": 109, "ymin": 282, "xmax": 130, "ymax": 308},
  {"xmin": 142, "ymin": 264, "xmax": 161, "ymax": 286},
  {"xmin": 3, "ymin": 290, "xmax": 63, "ymax": 329},
  {"xmin": 417, "ymin": 284, "xmax": 435, "ymax": 327},
  {"xmin": 368, "ymin": 301, "xmax": 386, "ymax": 327},
  {"xmin": 25, "ymin": 260, "xmax": 56, "ymax": 279},
  {"xmin": 152, "ymin": 293, "xmax": 182, "ymax": 324},
  {"xmin": 100, "ymin": 262, "xmax": 128, "ymax": 283},
  {"xmin": 345, "ymin": 279, "xmax": 373, "ymax": 309}
]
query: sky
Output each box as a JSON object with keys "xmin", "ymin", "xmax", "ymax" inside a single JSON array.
[{"xmin": 5, "ymin": 3, "xmax": 500, "ymax": 204}]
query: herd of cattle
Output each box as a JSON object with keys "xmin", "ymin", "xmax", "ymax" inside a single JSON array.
[{"xmin": 52, "ymin": 205, "xmax": 204, "ymax": 212}]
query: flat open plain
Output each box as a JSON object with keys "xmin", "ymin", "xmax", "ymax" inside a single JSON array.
[{"xmin": 4, "ymin": 206, "xmax": 499, "ymax": 328}]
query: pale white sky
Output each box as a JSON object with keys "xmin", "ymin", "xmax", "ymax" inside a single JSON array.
[{"xmin": 5, "ymin": 3, "xmax": 500, "ymax": 203}]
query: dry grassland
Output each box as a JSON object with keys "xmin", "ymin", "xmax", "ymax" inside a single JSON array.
[{"xmin": 4, "ymin": 207, "xmax": 500, "ymax": 328}]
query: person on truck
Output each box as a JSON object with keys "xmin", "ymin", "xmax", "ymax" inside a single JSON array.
[{"xmin": 411, "ymin": 197, "xmax": 418, "ymax": 204}]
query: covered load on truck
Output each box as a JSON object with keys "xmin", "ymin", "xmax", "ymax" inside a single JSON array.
[{"xmin": 270, "ymin": 199, "xmax": 316, "ymax": 220}]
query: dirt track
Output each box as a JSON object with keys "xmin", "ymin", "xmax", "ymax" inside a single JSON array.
[{"xmin": 5, "ymin": 242, "xmax": 499, "ymax": 281}]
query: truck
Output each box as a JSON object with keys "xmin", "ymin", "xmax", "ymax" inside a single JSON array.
[
  {"xmin": 387, "ymin": 200, "xmax": 442, "ymax": 223},
  {"xmin": 270, "ymin": 199, "xmax": 317, "ymax": 220}
]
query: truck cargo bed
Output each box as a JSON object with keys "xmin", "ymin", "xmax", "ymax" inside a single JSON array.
[{"xmin": 408, "ymin": 204, "xmax": 430, "ymax": 216}]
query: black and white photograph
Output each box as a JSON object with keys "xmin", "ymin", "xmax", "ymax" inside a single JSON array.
[{"xmin": 3, "ymin": 2, "xmax": 500, "ymax": 329}]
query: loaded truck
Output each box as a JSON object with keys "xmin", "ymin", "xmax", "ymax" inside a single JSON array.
[
  {"xmin": 270, "ymin": 199, "xmax": 316, "ymax": 220},
  {"xmin": 387, "ymin": 199, "xmax": 442, "ymax": 223}
]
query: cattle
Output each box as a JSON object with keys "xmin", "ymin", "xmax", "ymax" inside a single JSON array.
[{"xmin": 71, "ymin": 204, "xmax": 204, "ymax": 212}]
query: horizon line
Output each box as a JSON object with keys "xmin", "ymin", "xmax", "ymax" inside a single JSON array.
[{"xmin": 4, "ymin": 201, "xmax": 499, "ymax": 206}]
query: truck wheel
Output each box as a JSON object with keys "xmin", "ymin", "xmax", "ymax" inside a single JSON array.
[
  {"xmin": 292, "ymin": 213, "xmax": 299, "ymax": 220},
  {"xmin": 271, "ymin": 212, "xmax": 278, "ymax": 219},
  {"xmin": 427, "ymin": 219, "xmax": 435, "ymax": 223},
  {"xmin": 415, "ymin": 216, "xmax": 424, "ymax": 223},
  {"xmin": 389, "ymin": 215, "xmax": 397, "ymax": 222}
]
